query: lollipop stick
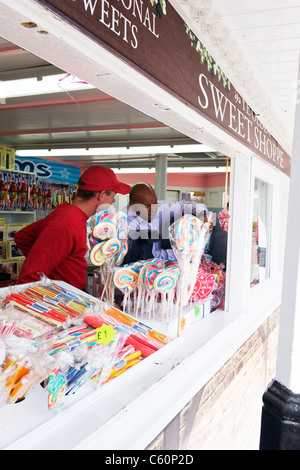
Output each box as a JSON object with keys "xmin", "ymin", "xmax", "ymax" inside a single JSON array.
[
  {"xmin": 161, "ymin": 293, "xmax": 166, "ymax": 322},
  {"xmin": 177, "ymin": 289, "xmax": 184, "ymax": 337}
]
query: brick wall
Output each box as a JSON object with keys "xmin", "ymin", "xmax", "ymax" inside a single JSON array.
[{"xmin": 147, "ymin": 308, "xmax": 280, "ymax": 450}]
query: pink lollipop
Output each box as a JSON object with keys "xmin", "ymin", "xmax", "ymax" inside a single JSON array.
[
  {"xmin": 93, "ymin": 222, "xmax": 116, "ymax": 240},
  {"xmin": 90, "ymin": 243, "xmax": 106, "ymax": 266}
]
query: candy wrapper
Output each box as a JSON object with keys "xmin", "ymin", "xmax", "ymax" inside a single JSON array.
[
  {"xmin": 218, "ymin": 208, "xmax": 230, "ymax": 231},
  {"xmin": 84, "ymin": 304, "xmax": 168, "ymax": 358},
  {"xmin": 169, "ymin": 215, "xmax": 208, "ymax": 301},
  {"xmin": 190, "ymin": 258, "xmax": 226, "ymax": 311},
  {"xmin": 0, "ymin": 277, "xmax": 98, "ymax": 333},
  {"xmin": 0, "ymin": 335, "xmax": 55, "ymax": 408},
  {"xmin": 41, "ymin": 320, "xmax": 129, "ymax": 411}
]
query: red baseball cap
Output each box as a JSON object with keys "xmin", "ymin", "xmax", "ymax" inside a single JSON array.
[{"xmin": 78, "ymin": 165, "xmax": 131, "ymax": 194}]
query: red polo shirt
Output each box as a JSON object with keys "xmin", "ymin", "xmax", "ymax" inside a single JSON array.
[{"xmin": 15, "ymin": 203, "xmax": 89, "ymax": 291}]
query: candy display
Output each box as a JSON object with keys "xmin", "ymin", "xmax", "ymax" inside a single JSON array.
[
  {"xmin": 87, "ymin": 209, "xmax": 129, "ymax": 304},
  {"xmin": 0, "ymin": 170, "xmax": 76, "ymax": 212},
  {"xmin": 0, "ymin": 279, "xmax": 169, "ymax": 411},
  {"xmin": 1, "ymin": 282, "xmax": 94, "ymax": 328},
  {"xmin": 112, "ymin": 258, "xmax": 181, "ymax": 322}
]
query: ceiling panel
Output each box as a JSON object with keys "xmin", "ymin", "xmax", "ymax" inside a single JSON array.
[{"xmin": 0, "ymin": 37, "xmax": 224, "ymax": 169}]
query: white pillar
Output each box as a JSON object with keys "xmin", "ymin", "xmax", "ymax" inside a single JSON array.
[
  {"xmin": 275, "ymin": 51, "xmax": 300, "ymax": 393},
  {"xmin": 154, "ymin": 154, "xmax": 168, "ymax": 200}
]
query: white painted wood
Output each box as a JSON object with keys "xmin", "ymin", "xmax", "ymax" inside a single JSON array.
[{"xmin": 276, "ymin": 52, "xmax": 300, "ymax": 393}]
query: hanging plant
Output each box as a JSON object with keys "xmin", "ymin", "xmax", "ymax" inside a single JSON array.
[
  {"xmin": 149, "ymin": 0, "xmax": 167, "ymax": 18},
  {"xmin": 185, "ymin": 26, "xmax": 231, "ymax": 91}
]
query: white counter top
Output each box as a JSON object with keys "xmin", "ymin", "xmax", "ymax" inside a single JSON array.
[{"xmin": 0, "ymin": 279, "xmax": 281, "ymax": 450}]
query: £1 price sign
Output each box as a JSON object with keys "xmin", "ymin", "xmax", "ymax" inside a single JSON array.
[{"xmin": 96, "ymin": 324, "xmax": 116, "ymax": 345}]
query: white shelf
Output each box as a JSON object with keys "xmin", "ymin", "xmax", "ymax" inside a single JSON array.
[{"xmin": 0, "ymin": 211, "xmax": 36, "ymax": 224}]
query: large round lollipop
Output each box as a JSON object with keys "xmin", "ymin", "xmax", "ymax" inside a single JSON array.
[{"xmin": 90, "ymin": 243, "xmax": 106, "ymax": 266}]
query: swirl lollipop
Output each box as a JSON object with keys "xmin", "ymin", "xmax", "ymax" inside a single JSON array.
[
  {"xmin": 96, "ymin": 209, "xmax": 115, "ymax": 224},
  {"xmin": 115, "ymin": 241, "xmax": 128, "ymax": 266},
  {"xmin": 90, "ymin": 243, "xmax": 106, "ymax": 266},
  {"xmin": 151, "ymin": 258, "xmax": 165, "ymax": 270},
  {"xmin": 144, "ymin": 266, "xmax": 160, "ymax": 319},
  {"xmin": 170, "ymin": 214, "xmax": 204, "ymax": 336},
  {"xmin": 101, "ymin": 238, "xmax": 121, "ymax": 257},
  {"xmin": 154, "ymin": 267, "xmax": 179, "ymax": 320},
  {"xmin": 153, "ymin": 268, "xmax": 178, "ymax": 293},
  {"xmin": 93, "ymin": 221, "xmax": 116, "ymax": 240},
  {"xmin": 113, "ymin": 267, "xmax": 139, "ymax": 314},
  {"xmin": 114, "ymin": 211, "xmax": 127, "ymax": 226},
  {"xmin": 174, "ymin": 214, "xmax": 202, "ymax": 253},
  {"xmin": 117, "ymin": 224, "xmax": 128, "ymax": 241}
]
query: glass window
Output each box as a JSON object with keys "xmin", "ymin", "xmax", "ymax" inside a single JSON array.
[{"xmin": 250, "ymin": 177, "xmax": 272, "ymax": 287}]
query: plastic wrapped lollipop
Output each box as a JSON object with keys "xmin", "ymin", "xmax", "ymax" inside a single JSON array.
[
  {"xmin": 115, "ymin": 241, "xmax": 128, "ymax": 266},
  {"xmin": 135, "ymin": 261, "xmax": 156, "ymax": 317},
  {"xmin": 114, "ymin": 211, "xmax": 128, "ymax": 241},
  {"xmin": 169, "ymin": 214, "xmax": 205, "ymax": 335},
  {"xmin": 153, "ymin": 267, "xmax": 179, "ymax": 321},
  {"xmin": 93, "ymin": 221, "xmax": 116, "ymax": 240},
  {"xmin": 113, "ymin": 266, "xmax": 139, "ymax": 314},
  {"xmin": 96, "ymin": 209, "xmax": 115, "ymax": 224},
  {"xmin": 89, "ymin": 242, "xmax": 106, "ymax": 266},
  {"xmin": 144, "ymin": 266, "xmax": 160, "ymax": 320}
]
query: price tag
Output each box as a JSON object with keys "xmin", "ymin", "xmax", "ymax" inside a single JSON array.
[{"xmin": 96, "ymin": 324, "xmax": 116, "ymax": 345}]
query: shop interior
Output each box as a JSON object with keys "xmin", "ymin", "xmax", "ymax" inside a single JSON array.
[
  {"xmin": 0, "ymin": 35, "xmax": 231, "ymax": 293},
  {"xmin": 0, "ymin": 34, "xmax": 237, "ymax": 438},
  {"xmin": 0, "ymin": 6, "xmax": 289, "ymax": 449}
]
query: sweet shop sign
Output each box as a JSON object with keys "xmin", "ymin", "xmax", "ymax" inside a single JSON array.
[{"xmin": 36, "ymin": 0, "xmax": 291, "ymax": 176}]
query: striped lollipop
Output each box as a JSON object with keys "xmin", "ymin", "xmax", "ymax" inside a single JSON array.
[
  {"xmin": 113, "ymin": 267, "xmax": 139, "ymax": 293},
  {"xmin": 101, "ymin": 238, "xmax": 121, "ymax": 256},
  {"xmin": 93, "ymin": 221, "xmax": 116, "ymax": 240},
  {"xmin": 174, "ymin": 214, "xmax": 202, "ymax": 253},
  {"xmin": 96, "ymin": 209, "xmax": 115, "ymax": 224},
  {"xmin": 90, "ymin": 243, "xmax": 106, "ymax": 266},
  {"xmin": 153, "ymin": 268, "xmax": 178, "ymax": 293},
  {"xmin": 115, "ymin": 241, "xmax": 129, "ymax": 265}
]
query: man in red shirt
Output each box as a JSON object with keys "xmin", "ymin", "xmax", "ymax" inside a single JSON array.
[{"xmin": 14, "ymin": 166, "xmax": 131, "ymax": 291}]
